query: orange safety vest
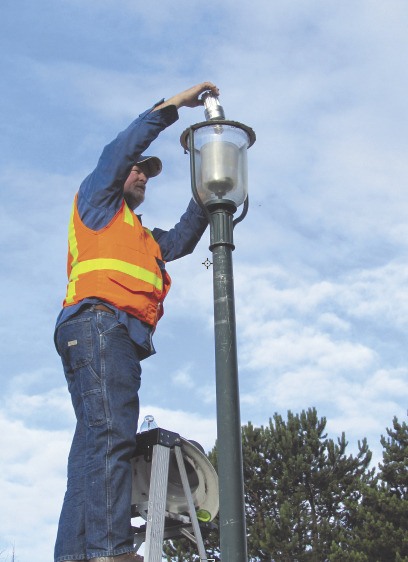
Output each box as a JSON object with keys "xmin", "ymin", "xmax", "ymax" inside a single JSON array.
[{"xmin": 63, "ymin": 194, "xmax": 171, "ymax": 327}]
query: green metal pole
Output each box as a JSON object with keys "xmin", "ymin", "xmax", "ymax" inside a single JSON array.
[{"xmin": 209, "ymin": 202, "xmax": 247, "ymax": 561}]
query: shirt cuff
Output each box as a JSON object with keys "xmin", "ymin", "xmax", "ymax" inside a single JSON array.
[
  {"xmin": 138, "ymin": 101, "xmax": 179, "ymax": 126},
  {"xmin": 155, "ymin": 103, "xmax": 179, "ymax": 125},
  {"xmin": 188, "ymin": 197, "xmax": 209, "ymax": 220}
]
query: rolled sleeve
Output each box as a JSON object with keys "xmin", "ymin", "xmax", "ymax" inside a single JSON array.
[{"xmin": 77, "ymin": 103, "xmax": 179, "ymax": 229}]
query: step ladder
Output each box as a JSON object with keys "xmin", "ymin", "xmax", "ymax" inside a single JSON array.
[{"xmin": 131, "ymin": 428, "xmax": 216, "ymax": 562}]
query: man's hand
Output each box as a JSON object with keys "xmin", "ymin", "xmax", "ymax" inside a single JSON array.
[{"xmin": 154, "ymin": 82, "xmax": 219, "ymax": 111}]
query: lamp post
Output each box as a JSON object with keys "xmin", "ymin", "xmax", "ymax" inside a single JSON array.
[{"xmin": 181, "ymin": 95, "xmax": 256, "ymax": 561}]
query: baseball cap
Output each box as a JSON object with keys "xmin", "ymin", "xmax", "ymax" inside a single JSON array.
[{"xmin": 135, "ymin": 155, "xmax": 162, "ymax": 178}]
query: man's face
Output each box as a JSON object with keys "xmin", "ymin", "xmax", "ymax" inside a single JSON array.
[{"xmin": 123, "ymin": 165, "xmax": 149, "ymax": 209}]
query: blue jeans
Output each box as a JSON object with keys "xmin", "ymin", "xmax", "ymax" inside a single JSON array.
[{"xmin": 54, "ymin": 307, "xmax": 141, "ymax": 561}]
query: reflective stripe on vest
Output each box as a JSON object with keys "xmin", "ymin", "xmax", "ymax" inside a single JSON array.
[
  {"xmin": 66, "ymin": 203, "xmax": 80, "ymax": 304},
  {"xmin": 68, "ymin": 258, "xmax": 163, "ymax": 293}
]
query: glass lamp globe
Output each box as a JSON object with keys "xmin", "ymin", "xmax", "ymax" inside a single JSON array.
[{"xmin": 181, "ymin": 120, "xmax": 255, "ymax": 209}]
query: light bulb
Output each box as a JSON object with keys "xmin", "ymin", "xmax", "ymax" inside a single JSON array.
[{"xmin": 202, "ymin": 92, "xmax": 225, "ymax": 121}]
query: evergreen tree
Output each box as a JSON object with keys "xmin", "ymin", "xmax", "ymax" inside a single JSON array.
[
  {"xmin": 379, "ymin": 415, "xmax": 408, "ymax": 501},
  {"xmin": 240, "ymin": 409, "xmax": 373, "ymax": 561},
  {"xmin": 332, "ymin": 414, "xmax": 408, "ymax": 561},
  {"xmin": 374, "ymin": 415, "xmax": 408, "ymax": 559}
]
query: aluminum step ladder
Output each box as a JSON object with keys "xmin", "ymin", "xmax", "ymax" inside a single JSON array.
[{"xmin": 131, "ymin": 428, "xmax": 215, "ymax": 562}]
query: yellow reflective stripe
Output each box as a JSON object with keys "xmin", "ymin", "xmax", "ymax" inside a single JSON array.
[
  {"xmin": 144, "ymin": 227, "xmax": 154, "ymax": 239},
  {"xmin": 124, "ymin": 204, "xmax": 134, "ymax": 226},
  {"xmin": 69, "ymin": 258, "xmax": 163, "ymax": 291},
  {"xmin": 66, "ymin": 202, "xmax": 79, "ymax": 304}
]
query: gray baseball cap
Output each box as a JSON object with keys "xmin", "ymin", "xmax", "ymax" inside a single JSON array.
[{"xmin": 135, "ymin": 155, "xmax": 162, "ymax": 178}]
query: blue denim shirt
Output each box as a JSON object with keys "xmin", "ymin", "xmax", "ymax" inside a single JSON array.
[{"xmin": 56, "ymin": 102, "xmax": 208, "ymax": 359}]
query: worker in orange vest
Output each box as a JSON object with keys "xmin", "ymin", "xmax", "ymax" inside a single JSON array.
[{"xmin": 54, "ymin": 82, "xmax": 219, "ymax": 562}]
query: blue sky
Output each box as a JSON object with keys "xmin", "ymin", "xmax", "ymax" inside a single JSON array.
[{"xmin": 1, "ymin": 1, "xmax": 408, "ymax": 560}]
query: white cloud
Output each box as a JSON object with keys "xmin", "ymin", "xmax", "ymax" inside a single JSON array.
[
  {"xmin": 171, "ymin": 365, "xmax": 195, "ymax": 389},
  {"xmin": 0, "ymin": 412, "xmax": 70, "ymax": 562},
  {"xmin": 229, "ymin": 260, "xmax": 408, "ymax": 468}
]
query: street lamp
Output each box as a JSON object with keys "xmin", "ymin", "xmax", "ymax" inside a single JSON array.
[{"xmin": 181, "ymin": 94, "xmax": 256, "ymax": 561}]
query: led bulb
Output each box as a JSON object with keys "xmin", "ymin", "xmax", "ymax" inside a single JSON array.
[{"xmin": 202, "ymin": 93, "xmax": 225, "ymax": 121}]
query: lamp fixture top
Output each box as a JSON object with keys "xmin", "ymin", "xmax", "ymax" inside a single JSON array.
[{"xmin": 180, "ymin": 119, "xmax": 256, "ymax": 153}]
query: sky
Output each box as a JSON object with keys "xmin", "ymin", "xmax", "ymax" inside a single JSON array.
[{"xmin": 1, "ymin": 0, "xmax": 408, "ymax": 560}]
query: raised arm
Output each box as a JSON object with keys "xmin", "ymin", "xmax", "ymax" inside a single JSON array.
[
  {"xmin": 154, "ymin": 82, "xmax": 219, "ymax": 111},
  {"xmin": 78, "ymin": 82, "xmax": 219, "ymax": 229}
]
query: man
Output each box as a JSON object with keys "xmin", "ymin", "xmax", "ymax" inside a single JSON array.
[{"xmin": 54, "ymin": 82, "xmax": 219, "ymax": 562}]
